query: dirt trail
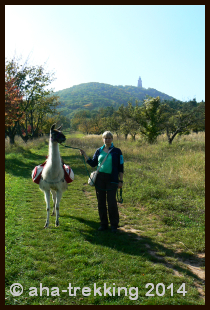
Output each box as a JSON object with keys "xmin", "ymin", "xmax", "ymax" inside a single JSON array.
[{"xmin": 119, "ymin": 225, "xmax": 205, "ymax": 300}]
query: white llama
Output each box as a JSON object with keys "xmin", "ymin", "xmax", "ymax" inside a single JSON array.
[{"xmin": 39, "ymin": 124, "xmax": 68, "ymax": 228}]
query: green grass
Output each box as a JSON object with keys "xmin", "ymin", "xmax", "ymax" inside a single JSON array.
[{"xmin": 5, "ymin": 132, "xmax": 205, "ymax": 305}]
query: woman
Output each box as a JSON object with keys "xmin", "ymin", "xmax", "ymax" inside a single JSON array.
[{"xmin": 80, "ymin": 131, "xmax": 124, "ymax": 233}]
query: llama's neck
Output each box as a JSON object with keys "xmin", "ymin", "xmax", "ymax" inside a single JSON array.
[{"xmin": 48, "ymin": 140, "xmax": 61, "ymax": 166}]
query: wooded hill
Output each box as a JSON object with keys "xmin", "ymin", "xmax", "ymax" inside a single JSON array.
[{"xmin": 54, "ymin": 82, "xmax": 175, "ymax": 119}]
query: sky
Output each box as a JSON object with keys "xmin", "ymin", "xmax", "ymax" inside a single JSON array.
[{"xmin": 5, "ymin": 5, "xmax": 205, "ymax": 102}]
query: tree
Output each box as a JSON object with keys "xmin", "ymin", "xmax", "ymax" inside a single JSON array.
[
  {"xmin": 70, "ymin": 110, "xmax": 93, "ymax": 134},
  {"xmin": 17, "ymin": 65, "xmax": 59, "ymax": 141},
  {"xmin": 136, "ymin": 97, "xmax": 166, "ymax": 144},
  {"xmin": 57, "ymin": 115, "xmax": 70, "ymax": 130},
  {"xmin": 120, "ymin": 118, "xmax": 139, "ymax": 140},
  {"xmin": 127, "ymin": 101, "xmax": 142, "ymax": 141},
  {"xmin": 41, "ymin": 116, "xmax": 58, "ymax": 134},
  {"xmin": 101, "ymin": 113, "xmax": 121, "ymax": 137},
  {"xmin": 5, "ymin": 73, "xmax": 24, "ymax": 144},
  {"xmin": 88, "ymin": 113, "xmax": 104, "ymax": 135},
  {"xmin": 113, "ymin": 101, "xmax": 143, "ymax": 140},
  {"xmin": 5, "ymin": 57, "xmax": 59, "ymax": 143},
  {"xmin": 81, "ymin": 118, "xmax": 95, "ymax": 134},
  {"xmin": 165, "ymin": 100, "xmax": 205, "ymax": 144},
  {"xmin": 190, "ymin": 101, "xmax": 205, "ymax": 133}
]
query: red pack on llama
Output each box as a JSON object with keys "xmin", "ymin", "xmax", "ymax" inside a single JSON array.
[
  {"xmin": 32, "ymin": 161, "xmax": 47, "ymax": 184},
  {"xmin": 62, "ymin": 164, "xmax": 74, "ymax": 183},
  {"xmin": 32, "ymin": 161, "xmax": 74, "ymax": 184}
]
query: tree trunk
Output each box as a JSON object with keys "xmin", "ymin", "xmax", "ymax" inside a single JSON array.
[
  {"xmin": 168, "ymin": 138, "xmax": 173, "ymax": 144},
  {"xmin": 166, "ymin": 129, "xmax": 180, "ymax": 145},
  {"xmin": 9, "ymin": 135, "xmax": 15, "ymax": 144},
  {"xmin": 6, "ymin": 126, "xmax": 17, "ymax": 145},
  {"xmin": 131, "ymin": 134, "xmax": 136, "ymax": 141}
]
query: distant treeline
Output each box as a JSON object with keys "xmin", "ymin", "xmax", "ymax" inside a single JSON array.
[{"xmin": 70, "ymin": 97, "xmax": 205, "ymax": 144}]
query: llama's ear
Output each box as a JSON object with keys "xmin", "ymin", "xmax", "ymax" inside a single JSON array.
[
  {"xmin": 57, "ymin": 125, "xmax": 63, "ymax": 131},
  {"xmin": 51, "ymin": 124, "xmax": 56, "ymax": 131}
]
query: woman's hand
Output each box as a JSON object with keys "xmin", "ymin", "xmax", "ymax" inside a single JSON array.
[
  {"xmin": 79, "ymin": 149, "xmax": 85, "ymax": 156},
  {"xmin": 80, "ymin": 149, "xmax": 89, "ymax": 161},
  {"xmin": 118, "ymin": 181, "xmax": 123, "ymax": 188}
]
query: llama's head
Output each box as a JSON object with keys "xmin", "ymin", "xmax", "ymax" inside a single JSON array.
[{"xmin": 50, "ymin": 124, "xmax": 66, "ymax": 144}]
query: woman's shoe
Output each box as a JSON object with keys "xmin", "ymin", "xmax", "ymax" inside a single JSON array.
[
  {"xmin": 98, "ymin": 225, "xmax": 108, "ymax": 231},
  {"xmin": 111, "ymin": 226, "xmax": 118, "ymax": 233}
]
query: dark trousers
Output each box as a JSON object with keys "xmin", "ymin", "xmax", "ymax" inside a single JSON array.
[{"xmin": 95, "ymin": 172, "xmax": 119, "ymax": 227}]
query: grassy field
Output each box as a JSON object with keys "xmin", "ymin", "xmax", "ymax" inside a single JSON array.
[{"xmin": 5, "ymin": 132, "xmax": 205, "ymax": 305}]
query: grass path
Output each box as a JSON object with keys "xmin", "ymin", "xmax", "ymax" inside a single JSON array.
[{"xmin": 5, "ymin": 134, "xmax": 205, "ymax": 305}]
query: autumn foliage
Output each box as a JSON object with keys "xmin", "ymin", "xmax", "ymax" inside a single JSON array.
[
  {"xmin": 5, "ymin": 57, "xmax": 60, "ymax": 144},
  {"xmin": 5, "ymin": 74, "xmax": 24, "ymax": 129}
]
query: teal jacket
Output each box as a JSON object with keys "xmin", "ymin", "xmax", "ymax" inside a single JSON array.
[{"xmin": 87, "ymin": 143, "xmax": 124, "ymax": 184}]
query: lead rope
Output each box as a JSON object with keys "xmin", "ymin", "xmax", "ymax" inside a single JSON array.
[{"xmin": 60, "ymin": 143, "xmax": 123, "ymax": 203}]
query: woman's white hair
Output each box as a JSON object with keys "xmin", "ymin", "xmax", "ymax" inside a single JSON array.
[{"xmin": 102, "ymin": 131, "xmax": 113, "ymax": 139}]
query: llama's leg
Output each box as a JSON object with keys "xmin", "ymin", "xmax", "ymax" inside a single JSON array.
[
  {"xmin": 55, "ymin": 191, "xmax": 62, "ymax": 227},
  {"xmin": 44, "ymin": 190, "xmax": 50, "ymax": 228},
  {"xmin": 51, "ymin": 190, "xmax": 56, "ymax": 216}
]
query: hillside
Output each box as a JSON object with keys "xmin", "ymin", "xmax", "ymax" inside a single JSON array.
[{"xmin": 54, "ymin": 82, "xmax": 176, "ymax": 118}]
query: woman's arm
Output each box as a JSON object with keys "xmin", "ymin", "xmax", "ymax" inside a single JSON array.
[
  {"xmin": 119, "ymin": 172, "xmax": 123, "ymax": 182},
  {"xmin": 118, "ymin": 172, "xmax": 123, "ymax": 188},
  {"xmin": 80, "ymin": 148, "xmax": 99, "ymax": 167}
]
